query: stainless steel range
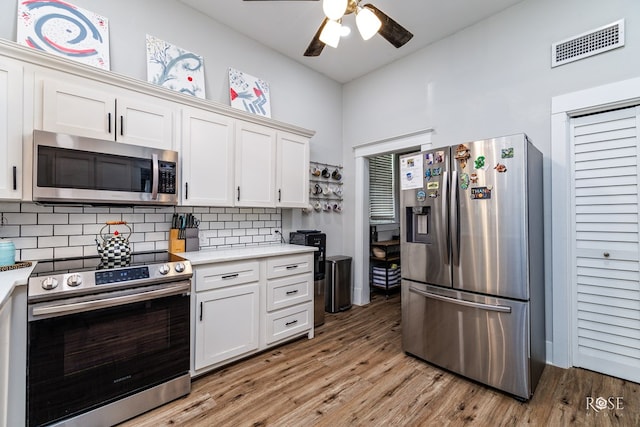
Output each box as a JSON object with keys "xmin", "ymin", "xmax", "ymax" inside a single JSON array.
[{"xmin": 27, "ymin": 251, "xmax": 192, "ymax": 427}]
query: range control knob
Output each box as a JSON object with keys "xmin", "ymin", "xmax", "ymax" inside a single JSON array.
[
  {"xmin": 174, "ymin": 262, "xmax": 186, "ymax": 273},
  {"xmin": 159, "ymin": 264, "xmax": 170, "ymax": 275},
  {"xmin": 41, "ymin": 277, "xmax": 59, "ymax": 290},
  {"xmin": 67, "ymin": 274, "xmax": 83, "ymax": 287}
]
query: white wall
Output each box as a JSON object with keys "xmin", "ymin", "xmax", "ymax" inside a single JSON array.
[
  {"xmin": 0, "ymin": 0, "xmax": 346, "ymax": 255},
  {"xmin": 343, "ymin": 0, "xmax": 640, "ymax": 365}
]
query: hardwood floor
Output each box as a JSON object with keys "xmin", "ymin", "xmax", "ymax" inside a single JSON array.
[{"xmin": 121, "ymin": 293, "xmax": 639, "ymax": 426}]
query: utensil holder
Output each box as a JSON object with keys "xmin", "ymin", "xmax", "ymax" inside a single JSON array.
[{"xmin": 185, "ymin": 228, "xmax": 199, "ymax": 252}]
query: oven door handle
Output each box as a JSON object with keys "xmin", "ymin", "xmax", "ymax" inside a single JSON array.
[{"xmin": 32, "ymin": 282, "xmax": 190, "ymax": 318}]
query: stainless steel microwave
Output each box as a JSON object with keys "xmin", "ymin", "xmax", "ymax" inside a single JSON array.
[{"xmin": 33, "ymin": 130, "xmax": 179, "ymax": 206}]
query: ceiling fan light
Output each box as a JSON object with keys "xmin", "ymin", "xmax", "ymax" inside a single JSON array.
[
  {"xmin": 319, "ymin": 19, "xmax": 342, "ymax": 48},
  {"xmin": 356, "ymin": 6, "xmax": 382, "ymax": 41},
  {"xmin": 322, "ymin": 0, "xmax": 348, "ymax": 21}
]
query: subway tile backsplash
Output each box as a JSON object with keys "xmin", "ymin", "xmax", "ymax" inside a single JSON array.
[{"xmin": 0, "ymin": 202, "xmax": 282, "ymax": 262}]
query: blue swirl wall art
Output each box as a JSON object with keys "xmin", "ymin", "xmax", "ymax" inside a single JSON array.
[{"xmin": 17, "ymin": 0, "xmax": 110, "ymax": 70}]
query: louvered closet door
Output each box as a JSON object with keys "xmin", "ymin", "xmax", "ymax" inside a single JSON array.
[{"xmin": 571, "ymin": 106, "xmax": 640, "ymax": 382}]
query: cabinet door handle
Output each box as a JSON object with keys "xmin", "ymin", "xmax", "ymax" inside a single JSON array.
[
  {"xmin": 286, "ymin": 290, "xmax": 299, "ymax": 295},
  {"xmin": 120, "ymin": 115, "xmax": 124, "ymax": 136},
  {"xmin": 221, "ymin": 273, "xmax": 239, "ymax": 280},
  {"xmin": 286, "ymin": 265, "xmax": 299, "ymax": 270},
  {"xmin": 237, "ymin": 186, "xmax": 240, "ymax": 201},
  {"xmin": 278, "ymin": 189, "xmax": 281, "ymax": 202},
  {"xmin": 12, "ymin": 166, "xmax": 16, "ymax": 191},
  {"xmin": 199, "ymin": 301, "xmax": 203, "ymax": 321},
  {"xmin": 285, "ymin": 319, "xmax": 298, "ymax": 327},
  {"xmin": 108, "ymin": 112, "xmax": 112, "ymax": 134},
  {"xmin": 185, "ymin": 182, "xmax": 189, "ymax": 200}
]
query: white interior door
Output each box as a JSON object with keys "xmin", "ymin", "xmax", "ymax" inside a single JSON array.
[{"xmin": 571, "ymin": 106, "xmax": 640, "ymax": 382}]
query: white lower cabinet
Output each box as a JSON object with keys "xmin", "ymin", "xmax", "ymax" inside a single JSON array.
[
  {"xmin": 265, "ymin": 301, "xmax": 313, "ymax": 345},
  {"xmin": 191, "ymin": 252, "xmax": 314, "ymax": 376},
  {"xmin": 194, "ymin": 283, "xmax": 260, "ymax": 370},
  {"xmin": 263, "ymin": 254, "xmax": 314, "ymax": 347}
]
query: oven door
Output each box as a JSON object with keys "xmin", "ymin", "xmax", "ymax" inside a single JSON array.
[{"xmin": 27, "ymin": 282, "xmax": 190, "ymax": 427}]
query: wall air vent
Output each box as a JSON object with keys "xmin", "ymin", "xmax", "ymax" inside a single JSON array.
[{"xmin": 551, "ymin": 19, "xmax": 624, "ymax": 67}]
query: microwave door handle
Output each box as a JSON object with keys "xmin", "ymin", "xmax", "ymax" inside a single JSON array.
[{"xmin": 151, "ymin": 153, "xmax": 159, "ymax": 200}]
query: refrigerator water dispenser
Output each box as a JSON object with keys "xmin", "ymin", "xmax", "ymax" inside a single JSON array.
[{"xmin": 406, "ymin": 206, "xmax": 431, "ymax": 244}]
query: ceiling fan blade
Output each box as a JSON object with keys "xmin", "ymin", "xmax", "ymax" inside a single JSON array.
[
  {"xmin": 304, "ymin": 17, "xmax": 328, "ymax": 57},
  {"xmin": 363, "ymin": 4, "xmax": 413, "ymax": 48}
]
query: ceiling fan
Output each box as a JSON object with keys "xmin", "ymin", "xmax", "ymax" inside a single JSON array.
[{"xmin": 243, "ymin": 0, "xmax": 413, "ymax": 57}]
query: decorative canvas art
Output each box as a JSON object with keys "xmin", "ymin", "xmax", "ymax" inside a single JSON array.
[
  {"xmin": 146, "ymin": 35, "xmax": 205, "ymax": 99},
  {"xmin": 17, "ymin": 0, "xmax": 110, "ymax": 70},
  {"xmin": 229, "ymin": 67, "xmax": 271, "ymax": 118}
]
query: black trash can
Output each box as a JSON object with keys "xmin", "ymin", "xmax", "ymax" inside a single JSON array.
[{"xmin": 325, "ymin": 255, "xmax": 352, "ymax": 313}]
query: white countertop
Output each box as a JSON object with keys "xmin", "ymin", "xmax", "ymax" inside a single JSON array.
[
  {"xmin": 177, "ymin": 244, "xmax": 317, "ymax": 265},
  {"xmin": 0, "ymin": 262, "xmax": 37, "ymax": 309}
]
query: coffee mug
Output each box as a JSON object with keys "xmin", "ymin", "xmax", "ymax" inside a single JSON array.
[
  {"xmin": 331, "ymin": 168, "xmax": 342, "ymax": 180},
  {"xmin": 323, "ymin": 185, "xmax": 332, "ymax": 196},
  {"xmin": 314, "ymin": 201, "xmax": 322, "ymax": 211},
  {"xmin": 334, "ymin": 187, "xmax": 343, "ymax": 197},
  {"xmin": 311, "ymin": 166, "xmax": 321, "ymax": 177},
  {"xmin": 302, "ymin": 203, "xmax": 313, "ymax": 214},
  {"xmin": 323, "ymin": 202, "xmax": 332, "ymax": 211},
  {"xmin": 321, "ymin": 167, "xmax": 330, "ymax": 178},
  {"xmin": 313, "ymin": 183, "xmax": 322, "ymax": 195}
]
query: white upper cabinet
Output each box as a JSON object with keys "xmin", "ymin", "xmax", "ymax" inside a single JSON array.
[
  {"xmin": 181, "ymin": 107, "xmax": 235, "ymax": 206},
  {"xmin": 234, "ymin": 121, "xmax": 277, "ymax": 207},
  {"xmin": 0, "ymin": 39, "xmax": 315, "ymax": 205},
  {"xmin": 276, "ymin": 131, "xmax": 309, "ymax": 208},
  {"xmin": 0, "ymin": 58, "xmax": 23, "ymax": 200},
  {"xmin": 40, "ymin": 77, "xmax": 175, "ymax": 150}
]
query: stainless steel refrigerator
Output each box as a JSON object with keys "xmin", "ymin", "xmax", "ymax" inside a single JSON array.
[{"xmin": 399, "ymin": 133, "xmax": 545, "ymax": 400}]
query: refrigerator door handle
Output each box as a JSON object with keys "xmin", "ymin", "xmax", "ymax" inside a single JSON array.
[
  {"xmin": 451, "ymin": 168, "xmax": 460, "ymax": 266},
  {"xmin": 409, "ymin": 286, "xmax": 512, "ymax": 313},
  {"xmin": 443, "ymin": 169, "xmax": 450, "ymax": 266}
]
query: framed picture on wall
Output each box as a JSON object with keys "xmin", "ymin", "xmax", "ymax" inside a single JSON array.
[
  {"xmin": 16, "ymin": 0, "xmax": 110, "ymax": 70},
  {"xmin": 146, "ymin": 34, "xmax": 206, "ymax": 99},
  {"xmin": 228, "ymin": 67, "xmax": 271, "ymax": 118}
]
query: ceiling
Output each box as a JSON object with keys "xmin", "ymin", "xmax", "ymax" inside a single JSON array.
[{"xmin": 178, "ymin": 0, "xmax": 525, "ymax": 83}]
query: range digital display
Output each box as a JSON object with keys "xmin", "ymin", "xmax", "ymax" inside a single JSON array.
[{"xmin": 95, "ymin": 266, "xmax": 150, "ymax": 285}]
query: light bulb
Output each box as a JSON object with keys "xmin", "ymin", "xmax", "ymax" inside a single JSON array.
[
  {"xmin": 356, "ymin": 6, "xmax": 382, "ymax": 40},
  {"xmin": 319, "ymin": 19, "xmax": 342, "ymax": 48},
  {"xmin": 323, "ymin": 0, "xmax": 348, "ymax": 21}
]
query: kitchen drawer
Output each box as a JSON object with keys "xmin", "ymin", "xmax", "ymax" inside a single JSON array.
[
  {"xmin": 265, "ymin": 302, "xmax": 313, "ymax": 345},
  {"xmin": 266, "ymin": 254, "xmax": 312, "ymax": 279},
  {"xmin": 266, "ymin": 272, "xmax": 313, "ymax": 311},
  {"xmin": 195, "ymin": 261, "xmax": 260, "ymax": 292}
]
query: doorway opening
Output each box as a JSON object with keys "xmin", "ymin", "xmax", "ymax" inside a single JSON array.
[{"xmin": 352, "ymin": 129, "xmax": 433, "ymax": 306}]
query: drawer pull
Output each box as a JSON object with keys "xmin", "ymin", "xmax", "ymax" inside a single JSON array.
[
  {"xmin": 286, "ymin": 290, "xmax": 299, "ymax": 295},
  {"xmin": 221, "ymin": 273, "xmax": 239, "ymax": 280},
  {"xmin": 285, "ymin": 319, "xmax": 298, "ymax": 327},
  {"xmin": 285, "ymin": 265, "xmax": 299, "ymax": 270}
]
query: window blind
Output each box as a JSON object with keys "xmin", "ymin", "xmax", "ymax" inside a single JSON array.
[{"xmin": 369, "ymin": 154, "xmax": 396, "ymax": 222}]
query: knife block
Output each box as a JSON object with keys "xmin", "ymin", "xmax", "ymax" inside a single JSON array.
[
  {"xmin": 169, "ymin": 228, "xmax": 199, "ymax": 253},
  {"xmin": 169, "ymin": 229, "xmax": 185, "ymax": 253}
]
